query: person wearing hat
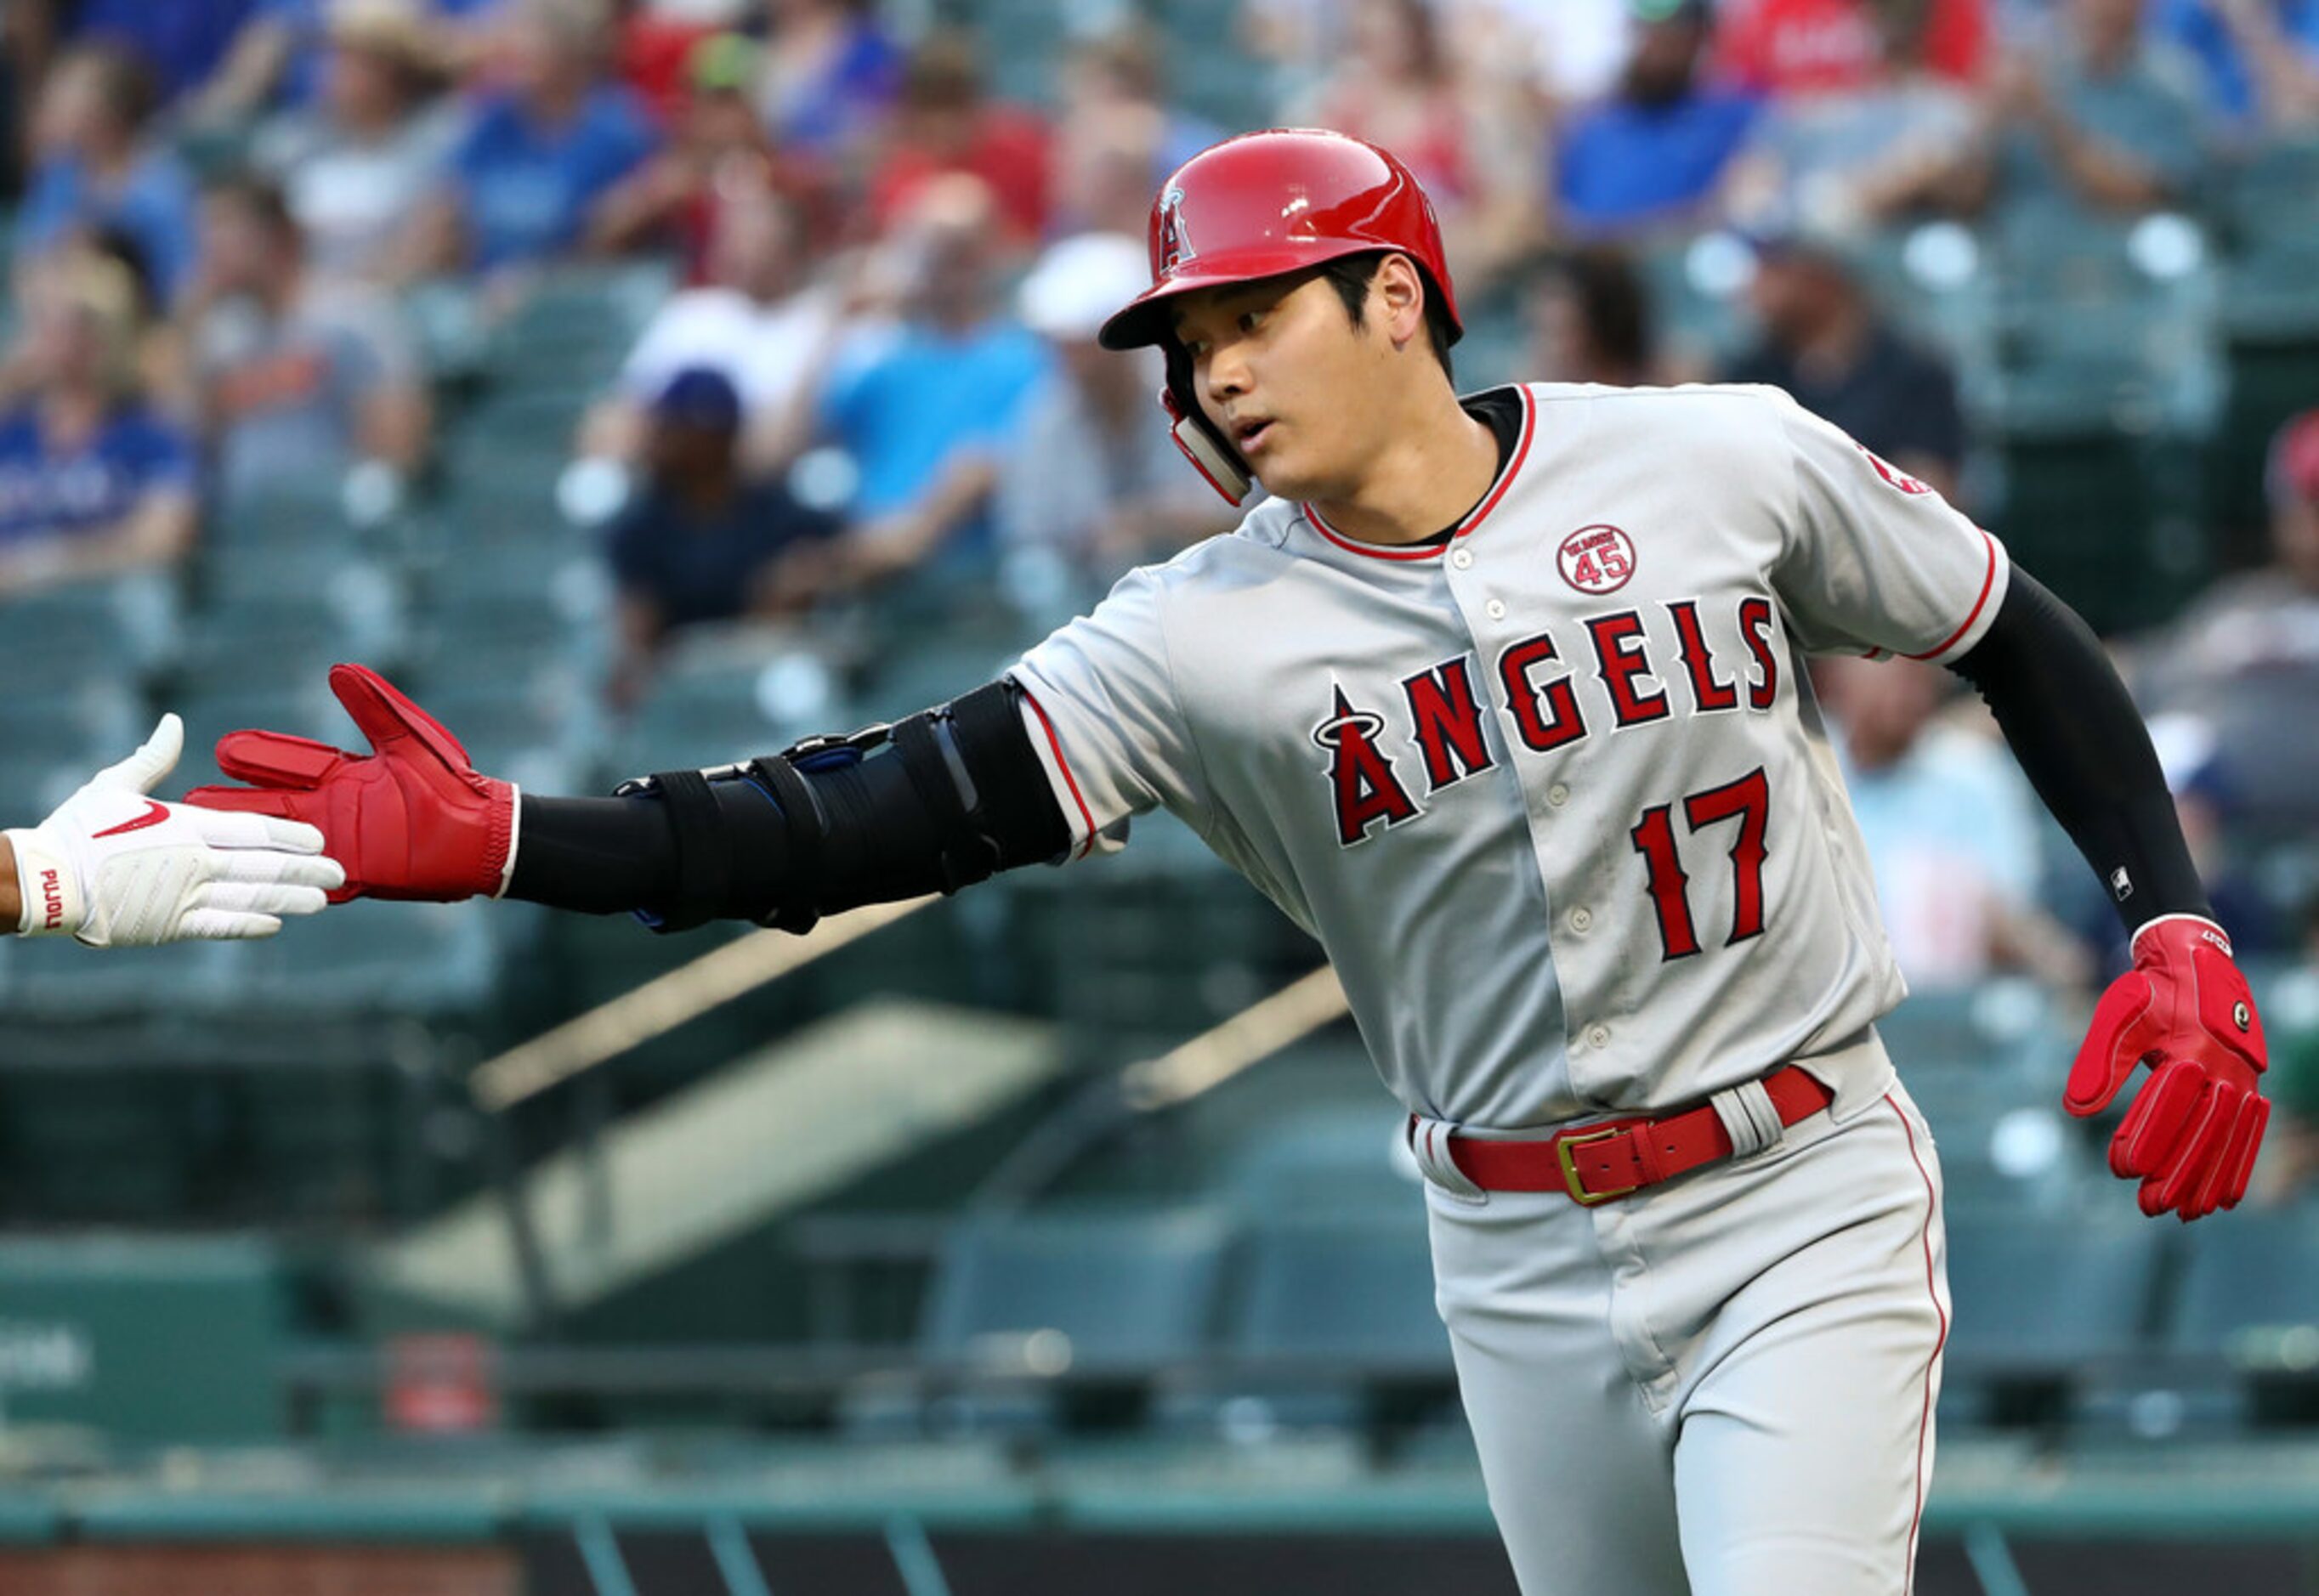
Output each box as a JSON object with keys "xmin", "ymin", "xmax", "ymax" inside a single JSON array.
[
  {"xmin": 603, "ymin": 364, "xmax": 843, "ymax": 703},
  {"xmin": 995, "ymin": 232, "xmax": 1234, "ymax": 579},
  {"xmin": 252, "ymin": 0, "xmax": 462, "ymax": 293}
]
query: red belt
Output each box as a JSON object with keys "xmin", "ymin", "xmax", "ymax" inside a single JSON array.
[{"xmin": 1428, "ymin": 1065, "xmax": 1835, "ymax": 1205}]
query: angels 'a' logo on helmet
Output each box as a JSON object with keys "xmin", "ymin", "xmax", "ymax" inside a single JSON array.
[{"xmin": 1157, "ymin": 185, "xmax": 1196, "ymax": 276}]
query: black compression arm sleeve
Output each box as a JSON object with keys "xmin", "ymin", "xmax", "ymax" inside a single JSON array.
[
  {"xmin": 506, "ymin": 686, "xmax": 1071, "ymax": 922},
  {"xmin": 1946, "ymin": 569, "xmax": 2208, "ymax": 932}
]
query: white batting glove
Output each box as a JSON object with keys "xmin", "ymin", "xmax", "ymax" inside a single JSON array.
[{"xmin": 6, "ymin": 713, "xmax": 347, "ymax": 946}]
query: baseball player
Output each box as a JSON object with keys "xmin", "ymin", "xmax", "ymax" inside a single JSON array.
[
  {"xmin": 192, "ymin": 131, "xmax": 2269, "ymax": 1594},
  {"xmin": 3, "ymin": 713, "xmax": 342, "ymax": 944}
]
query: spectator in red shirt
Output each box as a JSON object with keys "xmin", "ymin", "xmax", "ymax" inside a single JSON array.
[
  {"xmin": 866, "ymin": 32, "xmax": 1051, "ymax": 251},
  {"xmin": 589, "ymin": 31, "xmax": 835, "ymax": 274},
  {"xmin": 1715, "ymin": 0, "xmax": 1990, "ymax": 97}
]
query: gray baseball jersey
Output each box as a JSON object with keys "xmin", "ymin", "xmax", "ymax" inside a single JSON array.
[{"xmin": 1011, "ymin": 382, "xmax": 2010, "ymax": 1130}]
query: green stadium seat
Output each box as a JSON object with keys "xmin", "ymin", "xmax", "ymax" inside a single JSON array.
[
  {"xmin": 0, "ymin": 574, "xmax": 181, "ymax": 688},
  {"xmin": 2216, "ymin": 135, "xmax": 2319, "ymax": 257},
  {"xmin": 921, "ymin": 1206, "xmax": 1235, "ymax": 1375},
  {"xmin": 2165, "ymin": 1203, "xmax": 2319, "ymax": 1357},
  {"xmin": 0, "ymin": 678, "xmax": 148, "ymax": 771},
  {"xmin": 610, "ymin": 642, "xmax": 853, "ymax": 778},
  {"xmin": 0, "ymin": 933, "xmax": 242, "ymax": 1022},
  {"xmin": 1945, "ymin": 1212, "xmax": 2162, "ymax": 1372},
  {"xmin": 1221, "ymin": 1104, "xmax": 1415, "ymax": 1214},
  {"xmin": 1224, "ymin": 1209, "xmax": 1448, "ymax": 1371},
  {"xmin": 232, "ymin": 899, "xmax": 500, "ymax": 1019},
  {"xmin": 177, "ymin": 562, "xmax": 410, "ymax": 693},
  {"xmin": 479, "ymin": 263, "xmax": 673, "ymax": 388},
  {"xmin": 1941, "ymin": 1211, "xmax": 2166, "ymax": 1432},
  {"xmin": 207, "ymin": 470, "xmax": 360, "ymax": 554},
  {"xmin": 0, "ymin": 756, "xmax": 71, "ymax": 827}
]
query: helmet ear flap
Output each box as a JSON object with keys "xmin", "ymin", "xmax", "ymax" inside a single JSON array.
[{"xmin": 1160, "ymin": 344, "xmax": 1252, "ymax": 507}]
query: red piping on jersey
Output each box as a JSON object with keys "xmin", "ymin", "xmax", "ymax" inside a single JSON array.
[
  {"xmin": 1021, "ymin": 688, "xmax": 1097, "ymax": 861},
  {"xmin": 1301, "ymin": 387, "xmax": 1537, "ymax": 561},
  {"xmin": 1886, "ymin": 1091, "xmax": 1948, "ymax": 1596},
  {"xmin": 1901, "ymin": 529, "xmax": 2000, "ymax": 661}
]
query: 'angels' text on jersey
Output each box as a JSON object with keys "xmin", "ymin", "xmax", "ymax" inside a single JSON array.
[{"xmin": 1315, "ymin": 595, "xmax": 1783, "ymax": 848}]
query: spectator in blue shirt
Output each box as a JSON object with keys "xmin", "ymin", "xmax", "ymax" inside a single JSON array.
[
  {"xmin": 775, "ymin": 175, "xmax": 1050, "ymax": 602},
  {"xmin": 14, "ymin": 42, "xmax": 201, "ymax": 303},
  {"xmin": 1556, "ymin": 0, "xmax": 1760, "ymax": 238},
  {"xmin": 414, "ymin": 0, "xmax": 659, "ymax": 280},
  {"xmin": 2150, "ymin": 0, "xmax": 2319, "ymax": 127},
  {"xmin": 0, "ymin": 260, "xmax": 199, "ymax": 597},
  {"xmin": 605, "ymin": 365, "xmax": 843, "ymax": 704},
  {"xmin": 756, "ymin": 0, "xmax": 904, "ymax": 165},
  {"xmin": 65, "ymin": 0, "xmax": 257, "ymax": 104}
]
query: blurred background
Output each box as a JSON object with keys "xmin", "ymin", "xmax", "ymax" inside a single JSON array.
[{"xmin": 0, "ymin": 0, "xmax": 2316, "ymax": 1590}]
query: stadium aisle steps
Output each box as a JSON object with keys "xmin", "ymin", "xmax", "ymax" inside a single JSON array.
[{"xmin": 364, "ymin": 1000, "xmax": 1063, "ymax": 1331}]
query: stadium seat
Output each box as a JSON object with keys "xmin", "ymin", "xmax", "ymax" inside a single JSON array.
[
  {"xmin": 0, "ymin": 676, "xmax": 148, "ymax": 773},
  {"xmin": 1939, "ymin": 1209, "xmax": 2169, "ymax": 1432},
  {"xmin": 231, "ymin": 899, "xmax": 501, "ymax": 1019},
  {"xmin": 921, "ymin": 1206, "xmax": 1235, "ymax": 1376},
  {"xmin": 479, "ymin": 263, "xmax": 673, "ymax": 389},
  {"xmin": 0, "ymin": 574, "xmax": 181, "ymax": 690},
  {"xmin": 0, "ymin": 933, "xmax": 242, "ymax": 1024},
  {"xmin": 1224, "ymin": 1209, "xmax": 1448, "ymax": 1372},
  {"xmin": 608, "ymin": 642, "xmax": 853, "ymax": 780},
  {"xmin": 1221, "ymin": 1104, "xmax": 1417, "ymax": 1214},
  {"xmin": 1945, "ymin": 1211, "xmax": 2163, "ymax": 1373},
  {"xmin": 2215, "ymin": 135, "xmax": 2319, "ymax": 258},
  {"xmin": 206, "ymin": 469, "xmax": 365, "ymax": 557},
  {"xmin": 2165, "ymin": 1203, "xmax": 2319, "ymax": 1358}
]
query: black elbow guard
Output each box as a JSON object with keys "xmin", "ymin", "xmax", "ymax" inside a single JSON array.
[{"xmin": 616, "ymin": 678, "xmax": 1070, "ymax": 934}]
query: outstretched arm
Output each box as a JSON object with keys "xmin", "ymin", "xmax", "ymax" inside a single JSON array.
[
  {"xmin": 186, "ymin": 665, "xmax": 1071, "ymax": 933},
  {"xmin": 1947, "ymin": 572, "xmax": 2269, "ymax": 1221}
]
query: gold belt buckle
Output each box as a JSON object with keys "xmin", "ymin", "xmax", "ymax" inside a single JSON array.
[{"xmin": 1556, "ymin": 1126, "xmax": 1638, "ymax": 1207}]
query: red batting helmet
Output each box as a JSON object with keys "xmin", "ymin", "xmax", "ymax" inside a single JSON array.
[{"xmin": 1097, "ymin": 127, "xmax": 1463, "ymax": 354}]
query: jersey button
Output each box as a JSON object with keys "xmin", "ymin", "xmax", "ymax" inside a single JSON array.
[
  {"xmin": 1485, "ymin": 598, "xmax": 1507, "ymax": 620},
  {"xmin": 1547, "ymin": 784, "xmax": 1570, "ymax": 807},
  {"xmin": 1450, "ymin": 547, "xmax": 1474, "ymax": 569},
  {"xmin": 1587, "ymin": 1024, "xmax": 1612, "ymax": 1050},
  {"xmin": 1568, "ymin": 907, "xmax": 1592, "ymax": 933}
]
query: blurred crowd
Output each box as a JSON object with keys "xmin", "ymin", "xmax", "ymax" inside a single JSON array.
[{"xmin": 1, "ymin": 0, "xmax": 2317, "ymax": 1133}]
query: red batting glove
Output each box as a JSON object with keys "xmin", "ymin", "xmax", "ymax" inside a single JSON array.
[
  {"xmin": 184, "ymin": 663, "xmax": 516, "ymax": 903},
  {"xmin": 2064, "ymin": 914, "xmax": 2270, "ymax": 1222}
]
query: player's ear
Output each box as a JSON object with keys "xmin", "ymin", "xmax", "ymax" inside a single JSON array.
[{"xmin": 1373, "ymin": 253, "xmax": 1428, "ymax": 351}]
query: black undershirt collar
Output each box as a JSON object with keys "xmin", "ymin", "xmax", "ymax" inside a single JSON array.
[{"xmin": 1412, "ymin": 387, "xmax": 1526, "ymax": 547}]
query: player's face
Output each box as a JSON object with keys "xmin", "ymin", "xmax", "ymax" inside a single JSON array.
[{"xmin": 1173, "ymin": 271, "xmax": 1385, "ymax": 501}]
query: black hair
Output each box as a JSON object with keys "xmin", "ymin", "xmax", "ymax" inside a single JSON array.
[
  {"xmin": 1315, "ymin": 252, "xmax": 1455, "ymax": 382},
  {"xmin": 1545, "ymin": 244, "xmax": 1653, "ymax": 376},
  {"xmin": 83, "ymin": 225, "xmax": 162, "ymax": 320}
]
